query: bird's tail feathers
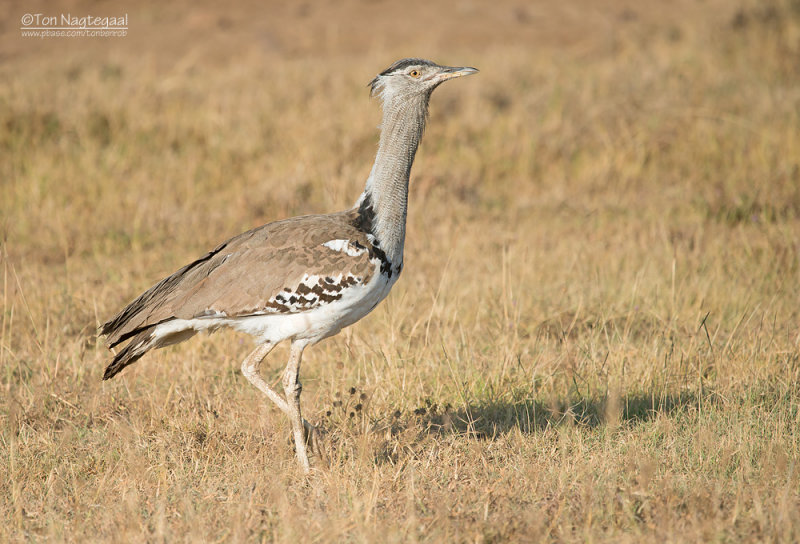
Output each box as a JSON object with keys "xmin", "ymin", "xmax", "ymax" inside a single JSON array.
[
  {"xmin": 103, "ymin": 328, "xmax": 156, "ymax": 380},
  {"xmin": 103, "ymin": 324, "xmax": 198, "ymax": 380}
]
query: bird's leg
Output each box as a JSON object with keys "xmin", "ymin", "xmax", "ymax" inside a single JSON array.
[
  {"xmin": 241, "ymin": 342, "xmax": 320, "ymax": 463},
  {"xmin": 283, "ymin": 341, "xmax": 310, "ymax": 473},
  {"xmin": 240, "ymin": 343, "xmax": 291, "ymax": 414}
]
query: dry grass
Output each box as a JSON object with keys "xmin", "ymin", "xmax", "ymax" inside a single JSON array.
[{"xmin": 2, "ymin": 0, "xmax": 800, "ymax": 541}]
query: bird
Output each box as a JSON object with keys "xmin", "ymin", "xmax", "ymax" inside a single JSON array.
[{"xmin": 100, "ymin": 58, "xmax": 478, "ymax": 473}]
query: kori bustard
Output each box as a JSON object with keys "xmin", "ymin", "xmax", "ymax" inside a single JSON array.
[{"xmin": 100, "ymin": 58, "xmax": 478, "ymax": 472}]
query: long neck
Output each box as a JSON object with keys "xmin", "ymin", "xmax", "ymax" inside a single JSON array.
[{"xmin": 357, "ymin": 94, "xmax": 429, "ymax": 266}]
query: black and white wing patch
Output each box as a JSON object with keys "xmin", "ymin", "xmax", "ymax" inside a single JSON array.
[
  {"xmin": 256, "ymin": 238, "xmax": 377, "ymax": 315},
  {"xmin": 262, "ymin": 273, "xmax": 364, "ymax": 314}
]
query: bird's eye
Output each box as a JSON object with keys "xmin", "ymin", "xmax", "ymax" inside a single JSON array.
[{"xmin": 409, "ymin": 70, "xmax": 420, "ymax": 78}]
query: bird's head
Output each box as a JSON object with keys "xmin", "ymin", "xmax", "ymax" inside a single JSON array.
[{"xmin": 369, "ymin": 58, "xmax": 478, "ymax": 103}]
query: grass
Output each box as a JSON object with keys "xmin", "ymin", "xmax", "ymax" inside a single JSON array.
[{"xmin": 2, "ymin": 0, "xmax": 800, "ymax": 541}]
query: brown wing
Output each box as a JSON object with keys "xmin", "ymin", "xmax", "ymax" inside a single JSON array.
[{"xmin": 100, "ymin": 210, "xmax": 378, "ymax": 348}]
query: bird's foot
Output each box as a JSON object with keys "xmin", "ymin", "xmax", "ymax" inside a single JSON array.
[
  {"xmin": 287, "ymin": 420, "xmax": 327, "ymax": 468},
  {"xmin": 305, "ymin": 422, "xmax": 327, "ymax": 467}
]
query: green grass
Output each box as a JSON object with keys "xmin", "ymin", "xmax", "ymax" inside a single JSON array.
[{"xmin": 2, "ymin": 0, "xmax": 800, "ymax": 541}]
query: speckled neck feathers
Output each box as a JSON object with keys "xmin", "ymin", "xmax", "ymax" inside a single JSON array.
[{"xmin": 354, "ymin": 90, "xmax": 431, "ymax": 271}]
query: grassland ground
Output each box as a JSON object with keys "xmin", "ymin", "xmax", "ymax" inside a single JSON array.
[{"xmin": 2, "ymin": 0, "xmax": 800, "ymax": 541}]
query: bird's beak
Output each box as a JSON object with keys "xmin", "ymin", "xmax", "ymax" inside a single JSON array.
[{"xmin": 432, "ymin": 66, "xmax": 479, "ymax": 83}]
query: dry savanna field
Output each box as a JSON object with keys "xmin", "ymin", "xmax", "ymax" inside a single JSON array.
[{"xmin": 2, "ymin": 0, "xmax": 800, "ymax": 541}]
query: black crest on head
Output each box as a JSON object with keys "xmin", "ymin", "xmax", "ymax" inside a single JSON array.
[
  {"xmin": 379, "ymin": 58, "xmax": 436, "ymax": 76},
  {"xmin": 369, "ymin": 58, "xmax": 437, "ymax": 95}
]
